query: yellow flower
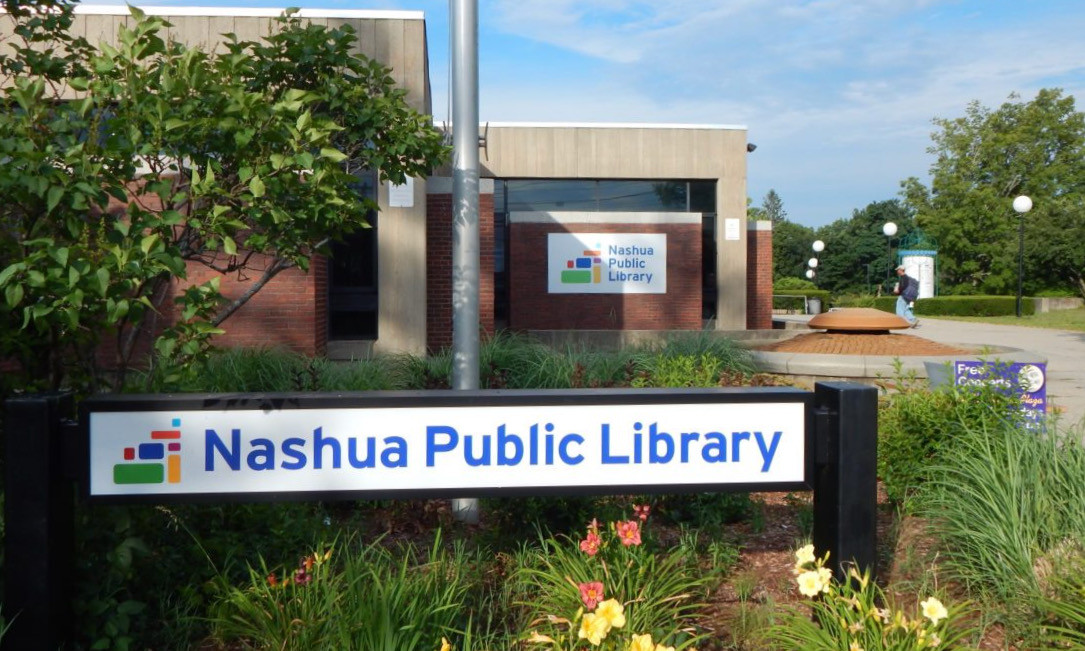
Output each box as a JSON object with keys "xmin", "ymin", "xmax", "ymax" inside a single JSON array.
[
  {"xmin": 795, "ymin": 544, "xmax": 816, "ymax": 567},
  {"xmin": 578, "ymin": 612, "xmax": 611, "ymax": 645},
  {"xmin": 796, "ymin": 570, "xmax": 823, "ymax": 597},
  {"xmin": 920, "ymin": 597, "xmax": 948, "ymax": 625},
  {"xmin": 628, "ymin": 633, "xmax": 655, "ymax": 651},
  {"xmin": 595, "ymin": 598, "xmax": 627, "ymax": 629},
  {"xmin": 849, "ymin": 641, "xmax": 864, "ymax": 651},
  {"xmin": 817, "ymin": 566, "xmax": 833, "ymax": 592},
  {"xmin": 439, "ymin": 637, "xmax": 452, "ymax": 651}
]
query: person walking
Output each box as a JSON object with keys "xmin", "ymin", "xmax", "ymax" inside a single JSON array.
[{"xmin": 893, "ymin": 265, "xmax": 919, "ymax": 327}]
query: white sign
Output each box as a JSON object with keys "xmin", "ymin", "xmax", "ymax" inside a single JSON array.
[
  {"xmin": 89, "ymin": 400, "xmax": 806, "ymax": 497},
  {"xmin": 725, "ymin": 218, "xmax": 740, "ymax": 241},
  {"xmin": 388, "ymin": 177, "xmax": 414, "ymax": 207},
  {"xmin": 548, "ymin": 233, "xmax": 667, "ymax": 294}
]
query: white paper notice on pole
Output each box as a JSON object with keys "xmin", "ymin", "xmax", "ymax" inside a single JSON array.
[
  {"xmin": 725, "ymin": 218, "xmax": 740, "ymax": 241},
  {"xmin": 388, "ymin": 177, "xmax": 414, "ymax": 207},
  {"xmin": 548, "ymin": 233, "xmax": 666, "ymax": 294}
]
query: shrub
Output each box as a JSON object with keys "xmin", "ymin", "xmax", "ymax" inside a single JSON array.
[
  {"xmin": 878, "ymin": 376, "xmax": 1023, "ymax": 504},
  {"xmin": 868, "ymin": 295, "xmax": 1036, "ymax": 317}
]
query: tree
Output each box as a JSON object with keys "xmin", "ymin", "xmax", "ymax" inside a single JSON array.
[
  {"xmin": 901, "ymin": 89, "xmax": 1085, "ymax": 295},
  {"xmin": 762, "ymin": 189, "xmax": 788, "ymax": 224},
  {"xmin": 0, "ymin": 2, "xmax": 448, "ymax": 392},
  {"xmin": 746, "ymin": 196, "xmax": 766, "ymax": 221},
  {"xmin": 813, "ymin": 201, "xmax": 915, "ymax": 295},
  {"xmin": 772, "ymin": 220, "xmax": 816, "ymax": 282}
]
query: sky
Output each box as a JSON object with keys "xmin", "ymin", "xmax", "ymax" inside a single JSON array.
[{"xmin": 84, "ymin": 0, "xmax": 1085, "ymax": 228}]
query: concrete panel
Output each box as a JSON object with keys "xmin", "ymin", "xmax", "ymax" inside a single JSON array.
[
  {"xmin": 229, "ymin": 15, "xmax": 270, "ymax": 45},
  {"xmin": 168, "ymin": 16, "xmax": 212, "ymax": 51},
  {"xmin": 402, "ymin": 19, "xmax": 428, "ymax": 112},
  {"xmin": 375, "ymin": 178, "xmax": 428, "ymax": 356},
  {"xmin": 715, "ymin": 166, "xmax": 748, "ymax": 329},
  {"xmin": 349, "ymin": 18, "xmax": 378, "ymax": 60},
  {"xmin": 207, "ymin": 17, "xmax": 235, "ymax": 53}
]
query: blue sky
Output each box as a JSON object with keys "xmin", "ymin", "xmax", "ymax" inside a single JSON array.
[{"xmin": 87, "ymin": 1, "xmax": 1085, "ymax": 227}]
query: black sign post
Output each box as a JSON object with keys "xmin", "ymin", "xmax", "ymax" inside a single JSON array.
[
  {"xmin": 3, "ymin": 383, "xmax": 877, "ymax": 649},
  {"xmin": 3, "ymin": 393, "xmax": 76, "ymax": 651}
]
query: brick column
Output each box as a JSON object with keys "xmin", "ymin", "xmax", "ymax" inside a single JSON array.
[{"xmin": 746, "ymin": 220, "xmax": 774, "ymax": 329}]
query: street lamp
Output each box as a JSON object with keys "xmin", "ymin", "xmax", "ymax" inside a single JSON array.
[
  {"xmin": 810, "ymin": 240, "xmax": 824, "ymax": 286},
  {"xmin": 882, "ymin": 222, "xmax": 898, "ymax": 286},
  {"xmin": 1013, "ymin": 195, "xmax": 1032, "ymax": 317}
]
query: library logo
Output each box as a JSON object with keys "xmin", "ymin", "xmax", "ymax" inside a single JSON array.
[
  {"xmin": 560, "ymin": 247, "xmax": 603, "ymax": 285},
  {"xmin": 113, "ymin": 417, "xmax": 183, "ymax": 485}
]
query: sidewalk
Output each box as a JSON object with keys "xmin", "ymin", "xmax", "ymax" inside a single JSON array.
[{"xmin": 773, "ymin": 314, "xmax": 1085, "ymax": 428}]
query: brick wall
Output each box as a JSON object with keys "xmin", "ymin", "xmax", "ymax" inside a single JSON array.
[
  {"xmin": 746, "ymin": 222, "xmax": 774, "ymax": 330},
  {"xmin": 179, "ymin": 255, "xmax": 326, "ymax": 357},
  {"xmin": 426, "ymin": 193, "xmax": 495, "ymax": 352},
  {"xmin": 509, "ymin": 223, "xmax": 701, "ymax": 331}
]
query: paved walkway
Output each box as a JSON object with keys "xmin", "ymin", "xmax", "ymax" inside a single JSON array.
[{"xmin": 771, "ymin": 314, "xmax": 1085, "ymax": 428}]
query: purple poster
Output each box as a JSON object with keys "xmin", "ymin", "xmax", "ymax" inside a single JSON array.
[{"xmin": 954, "ymin": 361, "xmax": 1047, "ymax": 427}]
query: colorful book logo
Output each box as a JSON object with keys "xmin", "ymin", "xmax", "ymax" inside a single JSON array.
[
  {"xmin": 561, "ymin": 248, "xmax": 602, "ymax": 284},
  {"xmin": 113, "ymin": 418, "xmax": 182, "ymax": 485}
]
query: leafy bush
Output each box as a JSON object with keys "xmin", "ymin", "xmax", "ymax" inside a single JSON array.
[{"xmin": 878, "ymin": 375, "xmax": 1023, "ymax": 504}]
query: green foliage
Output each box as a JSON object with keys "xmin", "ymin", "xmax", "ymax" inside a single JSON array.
[
  {"xmin": 140, "ymin": 346, "xmax": 403, "ymax": 392},
  {"xmin": 0, "ymin": 3, "xmax": 447, "ymax": 393},
  {"xmin": 1038, "ymin": 572, "xmax": 1085, "ymax": 648},
  {"xmin": 652, "ymin": 492, "xmax": 754, "ymax": 531},
  {"xmin": 772, "ymin": 286, "xmax": 831, "ymax": 313},
  {"xmin": 902, "ymin": 88, "xmax": 1085, "ymax": 298},
  {"xmin": 813, "ymin": 200, "xmax": 916, "ymax": 296},
  {"xmin": 913, "ymin": 417, "xmax": 1085, "ymax": 642},
  {"xmin": 762, "ymin": 545, "xmax": 974, "ymax": 650},
  {"xmin": 771, "ymin": 219, "xmax": 817, "ymax": 281},
  {"xmin": 512, "ymin": 509, "xmax": 717, "ymax": 649},
  {"xmin": 878, "ymin": 368, "xmax": 1024, "ymax": 504},
  {"xmin": 208, "ymin": 532, "xmax": 479, "ymax": 650},
  {"xmin": 867, "ymin": 294, "xmax": 1036, "ymax": 316}
]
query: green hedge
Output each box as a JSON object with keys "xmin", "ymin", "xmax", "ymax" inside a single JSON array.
[
  {"xmin": 772, "ymin": 288, "xmax": 831, "ymax": 313},
  {"xmin": 869, "ymin": 295, "xmax": 1036, "ymax": 317}
]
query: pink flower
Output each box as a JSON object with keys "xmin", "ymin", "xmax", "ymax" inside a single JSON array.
[
  {"xmin": 616, "ymin": 520, "xmax": 641, "ymax": 546},
  {"xmin": 294, "ymin": 567, "xmax": 312, "ymax": 586},
  {"xmin": 580, "ymin": 530, "xmax": 601, "ymax": 556},
  {"xmin": 579, "ymin": 581, "xmax": 605, "ymax": 610},
  {"xmin": 633, "ymin": 504, "xmax": 651, "ymax": 521}
]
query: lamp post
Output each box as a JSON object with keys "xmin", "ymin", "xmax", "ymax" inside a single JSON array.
[
  {"xmin": 810, "ymin": 240, "xmax": 824, "ymax": 286},
  {"xmin": 1013, "ymin": 195, "xmax": 1032, "ymax": 318},
  {"xmin": 882, "ymin": 222, "xmax": 898, "ymax": 287}
]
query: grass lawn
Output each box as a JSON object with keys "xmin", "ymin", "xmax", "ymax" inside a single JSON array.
[{"xmin": 925, "ymin": 306, "xmax": 1085, "ymax": 332}]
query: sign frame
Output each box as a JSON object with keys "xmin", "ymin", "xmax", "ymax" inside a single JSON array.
[{"xmin": 79, "ymin": 387, "xmax": 815, "ymax": 505}]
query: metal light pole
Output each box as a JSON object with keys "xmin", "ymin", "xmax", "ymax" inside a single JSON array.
[
  {"xmin": 1013, "ymin": 195, "xmax": 1032, "ymax": 318},
  {"xmin": 882, "ymin": 222, "xmax": 897, "ymax": 287},
  {"xmin": 811, "ymin": 240, "xmax": 824, "ymax": 286},
  {"xmin": 450, "ymin": 0, "xmax": 480, "ymax": 524}
]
